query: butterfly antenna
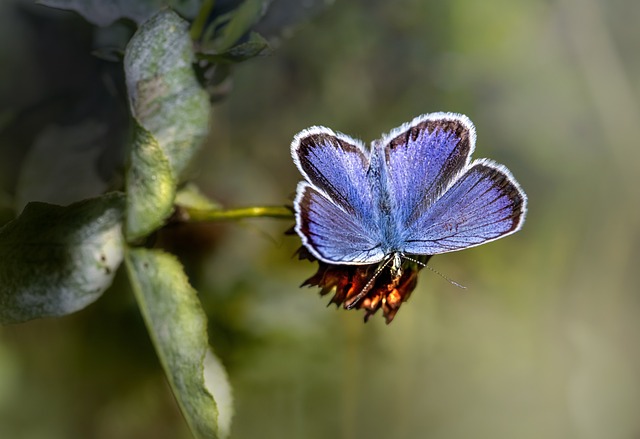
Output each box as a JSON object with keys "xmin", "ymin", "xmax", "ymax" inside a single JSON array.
[
  {"xmin": 345, "ymin": 256, "xmax": 395, "ymax": 309},
  {"xmin": 401, "ymin": 255, "xmax": 467, "ymax": 290}
]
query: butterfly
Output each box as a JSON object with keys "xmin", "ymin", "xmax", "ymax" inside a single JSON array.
[{"xmin": 291, "ymin": 112, "xmax": 527, "ymax": 314}]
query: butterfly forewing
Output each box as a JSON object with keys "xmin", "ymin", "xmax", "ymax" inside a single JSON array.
[
  {"xmin": 379, "ymin": 113, "xmax": 475, "ymax": 229},
  {"xmin": 292, "ymin": 128, "xmax": 376, "ymax": 223},
  {"xmin": 402, "ymin": 159, "xmax": 526, "ymax": 255}
]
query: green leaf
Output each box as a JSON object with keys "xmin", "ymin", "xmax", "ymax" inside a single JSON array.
[
  {"xmin": 37, "ymin": 0, "xmax": 201, "ymax": 27},
  {"xmin": 0, "ymin": 193, "xmax": 125, "ymax": 324},
  {"xmin": 125, "ymin": 123, "xmax": 176, "ymax": 241},
  {"xmin": 125, "ymin": 248, "xmax": 232, "ymax": 439},
  {"xmin": 124, "ymin": 9, "xmax": 210, "ymax": 180},
  {"xmin": 190, "ymin": 0, "xmax": 216, "ymax": 41},
  {"xmin": 175, "ymin": 183, "xmax": 221, "ymax": 211},
  {"xmin": 198, "ymin": 32, "xmax": 271, "ymax": 63},
  {"xmin": 203, "ymin": 348, "xmax": 233, "ymax": 438},
  {"xmin": 213, "ymin": 0, "xmax": 267, "ymax": 51}
]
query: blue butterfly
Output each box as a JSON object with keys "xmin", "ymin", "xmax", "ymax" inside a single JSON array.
[{"xmin": 291, "ymin": 113, "xmax": 527, "ymax": 303}]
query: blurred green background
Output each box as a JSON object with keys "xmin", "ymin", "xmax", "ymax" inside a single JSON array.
[{"xmin": 2, "ymin": 0, "xmax": 640, "ymax": 438}]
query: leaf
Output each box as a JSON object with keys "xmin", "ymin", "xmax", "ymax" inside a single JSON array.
[
  {"xmin": 15, "ymin": 121, "xmax": 110, "ymax": 212},
  {"xmin": 0, "ymin": 193, "xmax": 125, "ymax": 324},
  {"xmin": 125, "ymin": 248, "xmax": 232, "ymax": 439},
  {"xmin": 37, "ymin": 0, "xmax": 201, "ymax": 27},
  {"xmin": 124, "ymin": 9, "xmax": 210, "ymax": 180},
  {"xmin": 189, "ymin": 0, "xmax": 216, "ymax": 41},
  {"xmin": 203, "ymin": 349, "xmax": 233, "ymax": 438},
  {"xmin": 198, "ymin": 32, "xmax": 271, "ymax": 63},
  {"xmin": 213, "ymin": 0, "xmax": 267, "ymax": 51},
  {"xmin": 124, "ymin": 10, "xmax": 211, "ymax": 240},
  {"xmin": 125, "ymin": 123, "xmax": 176, "ymax": 241},
  {"xmin": 175, "ymin": 183, "xmax": 221, "ymax": 211}
]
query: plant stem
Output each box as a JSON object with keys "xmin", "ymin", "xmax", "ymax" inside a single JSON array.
[{"xmin": 182, "ymin": 205, "xmax": 293, "ymax": 222}]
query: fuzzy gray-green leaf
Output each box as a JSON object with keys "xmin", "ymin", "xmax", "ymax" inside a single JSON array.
[
  {"xmin": 175, "ymin": 183, "xmax": 221, "ymax": 211},
  {"xmin": 125, "ymin": 124, "xmax": 176, "ymax": 241},
  {"xmin": 124, "ymin": 9, "xmax": 210, "ymax": 180},
  {"xmin": 0, "ymin": 193, "xmax": 125, "ymax": 324},
  {"xmin": 125, "ymin": 248, "xmax": 231, "ymax": 438}
]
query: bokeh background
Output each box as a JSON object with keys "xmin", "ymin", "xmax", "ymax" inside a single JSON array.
[{"xmin": 2, "ymin": 0, "xmax": 640, "ymax": 438}]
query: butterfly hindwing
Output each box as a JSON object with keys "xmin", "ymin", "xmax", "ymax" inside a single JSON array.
[{"xmin": 295, "ymin": 182, "xmax": 386, "ymax": 264}]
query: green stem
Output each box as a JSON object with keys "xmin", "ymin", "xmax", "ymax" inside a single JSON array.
[{"xmin": 182, "ymin": 205, "xmax": 293, "ymax": 222}]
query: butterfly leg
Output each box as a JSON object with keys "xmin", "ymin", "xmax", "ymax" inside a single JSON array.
[{"xmin": 344, "ymin": 255, "xmax": 397, "ymax": 309}]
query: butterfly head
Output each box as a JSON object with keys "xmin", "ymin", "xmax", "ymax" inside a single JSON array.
[{"xmin": 390, "ymin": 252, "xmax": 404, "ymax": 282}]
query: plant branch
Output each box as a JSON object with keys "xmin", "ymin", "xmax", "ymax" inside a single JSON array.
[{"xmin": 179, "ymin": 205, "xmax": 293, "ymax": 222}]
